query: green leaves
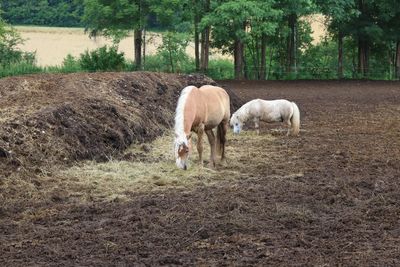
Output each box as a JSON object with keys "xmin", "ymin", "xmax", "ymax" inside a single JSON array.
[
  {"xmin": 201, "ymin": 0, "xmax": 281, "ymax": 52},
  {"xmin": 79, "ymin": 45, "xmax": 126, "ymax": 71},
  {"xmin": 82, "ymin": 0, "xmax": 140, "ymax": 37}
]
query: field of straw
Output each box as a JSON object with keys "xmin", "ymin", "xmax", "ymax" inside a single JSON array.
[{"xmin": 15, "ymin": 16, "xmax": 326, "ymax": 67}]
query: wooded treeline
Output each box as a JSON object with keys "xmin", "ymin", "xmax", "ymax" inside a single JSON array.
[{"xmin": 1, "ymin": 0, "xmax": 399, "ymax": 80}]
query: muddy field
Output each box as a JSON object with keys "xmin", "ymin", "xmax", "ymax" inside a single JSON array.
[{"xmin": 1, "ymin": 74, "xmax": 400, "ymax": 266}]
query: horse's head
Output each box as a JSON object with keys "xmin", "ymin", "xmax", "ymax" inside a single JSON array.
[
  {"xmin": 174, "ymin": 133, "xmax": 192, "ymax": 170},
  {"xmin": 230, "ymin": 113, "xmax": 243, "ymax": 134}
]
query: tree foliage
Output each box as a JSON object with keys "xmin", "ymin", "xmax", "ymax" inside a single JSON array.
[
  {"xmin": 1, "ymin": 0, "xmax": 399, "ymax": 79},
  {"xmin": 0, "ymin": 14, "xmax": 35, "ymax": 66},
  {"xmin": 0, "ymin": 0, "xmax": 82, "ymax": 27}
]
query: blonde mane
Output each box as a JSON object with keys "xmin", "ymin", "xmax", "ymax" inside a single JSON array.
[
  {"xmin": 234, "ymin": 100, "xmax": 253, "ymax": 121},
  {"xmin": 174, "ymin": 85, "xmax": 196, "ymax": 140},
  {"xmin": 173, "ymin": 85, "xmax": 231, "ymax": 169}
]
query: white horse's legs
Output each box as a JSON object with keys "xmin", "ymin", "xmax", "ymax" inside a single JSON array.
[
  {"xmin": 285, "ymin": 118, "xmax": 292, "ymax": 136},
  {"xmin": 254, "ymin": 117, "xmax": 260, "ymax": 135},
  {"xmin": 206, "ymin": 129, "xmax": 216, "ymax": 168}
]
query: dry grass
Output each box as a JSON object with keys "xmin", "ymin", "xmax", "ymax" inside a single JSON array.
[
  {"xmin": 56, "ymin": 130, "xmax": 279, "ymax": 202},
  {"xmin": 0, "ymin": 125, "xmax": 300, "ymax": 215}
]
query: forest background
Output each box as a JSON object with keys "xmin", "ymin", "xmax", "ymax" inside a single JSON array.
[{"xmin": 0, "ymin": 0, "xmax": 399, "ymax": 80}]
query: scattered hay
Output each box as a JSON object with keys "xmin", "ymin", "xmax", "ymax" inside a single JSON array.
[{"xmin": 55, "ymin": 130, "xmax": 292, "ymax": 203}]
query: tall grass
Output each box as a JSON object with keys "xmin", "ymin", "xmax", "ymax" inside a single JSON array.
[{"xmin": 0, "ymin": 61, "xmax": 43, "ymax": 78}]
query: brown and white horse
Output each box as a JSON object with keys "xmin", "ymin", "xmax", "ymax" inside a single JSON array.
[{"xmin": 174, "ymin": 85, "xmax": 230, "ymax": 170}]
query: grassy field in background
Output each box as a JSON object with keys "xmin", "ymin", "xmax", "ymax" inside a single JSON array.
[{"xmin": 15, "ymin": 15, "xmax": 325, "ymax": 67}]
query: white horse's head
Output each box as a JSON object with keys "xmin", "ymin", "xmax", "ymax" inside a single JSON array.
[
  {"xmin": 230, "ymin": 113, "xmax": 243, "ymax": 134},
  {"xmin": 174, "ymin": 133, "xmax": 192, "ymax": 170}
]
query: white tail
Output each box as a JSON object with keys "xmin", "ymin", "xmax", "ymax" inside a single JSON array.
[{"xmin": 290, "ymin": 102, "xmax": 300, "ymax": 136}]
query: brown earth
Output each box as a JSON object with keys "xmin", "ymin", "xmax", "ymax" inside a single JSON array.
[{"xmin": 1, "ymin": 76, "xmax": 400, "ymax": 266}]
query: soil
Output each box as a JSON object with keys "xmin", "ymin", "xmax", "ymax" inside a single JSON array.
[{"xmin": 1, "ymin": 75, "xmax": 400, "ymax": 266}]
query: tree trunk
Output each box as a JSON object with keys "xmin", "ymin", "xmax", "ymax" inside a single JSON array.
[
  {"xmin": 142, "ymin": 27, "xmax": 146, "ymax": 69},
  {"xmin": 200, "ymin": 27, "xmax": 210, "ymax": 72},
  {"xmin": 134, "ymin": 29, "xmax": 142, "ymax": 70},
  {"xmin": 200, "ymin": 0, "xmax": 210, "ymax": 72},
  {"xmin": 260, "ymin": 34, "xmax": 267, "ymax": 80},
  {"xmin": 358, "ymin": 39, "xmax": 369, "ymax": 78},
  {"xmin": 267, "ymin": 47, "xmax": 274, "ymax": 80},
  {"xmin": 287, "ymin": 13, "xmax": 297, "ymax": 75},
  {"xmin": 337, "ymin": 30, "xmax": 343, "ymax": 79},
  {"xmin": 357, "ymin": 0, "xmax": 369, "ymax": 78},
  {"xmin": 193, "ymin": 1, "xmax": 200, "ymax": 71},
  {"xmin": 234, "ymin": 39, "xmax": 244, "ymax": 80},
  {"xmin": 194, "ymin": 18, "xmax": 200, "ymax": 71},
  {"xmin": 395, "ymin": 40, "xmax": 400, "ymax": 79}
]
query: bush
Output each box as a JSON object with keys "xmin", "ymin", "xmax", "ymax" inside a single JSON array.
[
  {"xmin": 143, "ymin": 53, "xmax": 195, "ymax": 74},
  {"xmin": 156, "ymin": 32, "xmax": 193, "ymax": 73},
  {"xmin": 207, "ymin": 59, "xmax": 234, "ymax": 80},
  {"xmin": 0, "ymin": 19, "xmax": 37, "ymax": 66},
  {"xmin": 79, "ymin": 46, "xmax": 126, "ymax": 72},
  {"xmin": 143, "ymin": 54, "xmax": 164, "ymax": 72},
  {"xmin": 62, "ymin": 54, "xmax": 82, "ymax": 73}
]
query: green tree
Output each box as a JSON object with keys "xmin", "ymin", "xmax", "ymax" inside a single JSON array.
[
  {"xmin": 0, "ymin": 0, "xmax": 82, "ymax": 26},
  {"xmin": 317, "ymin": 0, "xmax": 357, "ymax": 78},
  {"xmin": 148, "ymin": 0, "xmax": 210, "ymax": 72},
  {"xmin": 276, "ymin": 0, "xmax": 316, "ymax": 75},
  {"xmin": 374, "ymin": 0, "xmax": 400, "ymax": 79},
  {"xmin": 82, "ymin": 0, "xmax": 146, "ymax": 69},
  {"xmin": 202, "ymin": 0, "xmax": 280, "ymax": 79},
  {"xmin": 340, "ymin": 0, "xmax": 398, "ymax": 78},
  {"xmin": 0, "ymin": 14, "xmax": 33, "ymax": 66},
  {"xmin": 157, "ymin": 31, "xmax": 190, "ymax": 72}
]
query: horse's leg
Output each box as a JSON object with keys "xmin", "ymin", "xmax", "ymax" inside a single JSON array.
[
  {"xmin": 254, "ymin": 117, "xmax": 260, "ymax": 135},
  {"xmin": 285, "ymin": 117, "xmax": 291, "ymax": 136},
  {"xmin": 196, "ymin": 125, "xmax": 205, "ymax": 166},
  {"xmin": 205, "ymin": 129, "xmax": 216, "ymax": 168},
  {"xmin": 220, "ymin": 121, "xmax": 228, "ymax": 161}
]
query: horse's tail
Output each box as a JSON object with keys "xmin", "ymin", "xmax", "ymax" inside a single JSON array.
[
  {"xmin": 216, "ymin": 122, "xmax": 227, "ymax": 156},
  {"xmin": 290, "ymin": 102, "xmax": 300, "ymax": 136}
]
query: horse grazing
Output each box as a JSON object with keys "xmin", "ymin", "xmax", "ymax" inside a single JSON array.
[
  {"xmin": 230, "ymin": 99, "xmax": 300, "ymax": 136},
  {"xmin": 174, "ymin": 85, "xmax": 230, "ymax": 170}
]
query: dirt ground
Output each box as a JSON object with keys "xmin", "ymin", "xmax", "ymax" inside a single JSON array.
[{"xmin": 1, "ymin": 75, "xmax": 400, "ymax": 266}]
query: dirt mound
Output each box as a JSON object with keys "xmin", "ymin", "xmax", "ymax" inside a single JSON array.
[{"xmin": 0, "ymin": 72, "xmax": 241, "ymax": 174}]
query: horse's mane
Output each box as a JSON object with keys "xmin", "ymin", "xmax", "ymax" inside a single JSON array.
[
  {"xmin": 174, "ymin": 86, "xmax": 196, "ymax": 138},
  {"xmin": 235, "ymin": 100, "xmax": 253, "ymax": 122}
]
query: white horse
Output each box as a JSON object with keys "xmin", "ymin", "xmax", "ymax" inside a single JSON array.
[{"xmin": 230, "ymin": 99, "xmax": 300, "ymax": 136}]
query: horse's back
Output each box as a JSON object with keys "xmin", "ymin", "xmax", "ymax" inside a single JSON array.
[
  {"xmin": 198, "ymin": 85, "xmax": 230, "ymax": 126},
  {"xmin": 199, "ymin": 85, "xmax": 230, "ymax": 112},
  {"xmin": 199, "ymin": 85, "xmax": 229, "ymax": 100},
  {"xmin": 249, "ymin": 99, "xmax": 291, "ymax": 122}
]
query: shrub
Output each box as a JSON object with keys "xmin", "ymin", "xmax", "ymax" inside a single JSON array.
[
  {"xmin": 79, "ymin": 46, "xmax": 126, "ymax": 72},
  {"xmin": 207, "ymin": 59, "xmax": 234, "ymax": 80},
  {"xmin": 62, "ymin": 54, "xmax": 82, "ymax": 73}
]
